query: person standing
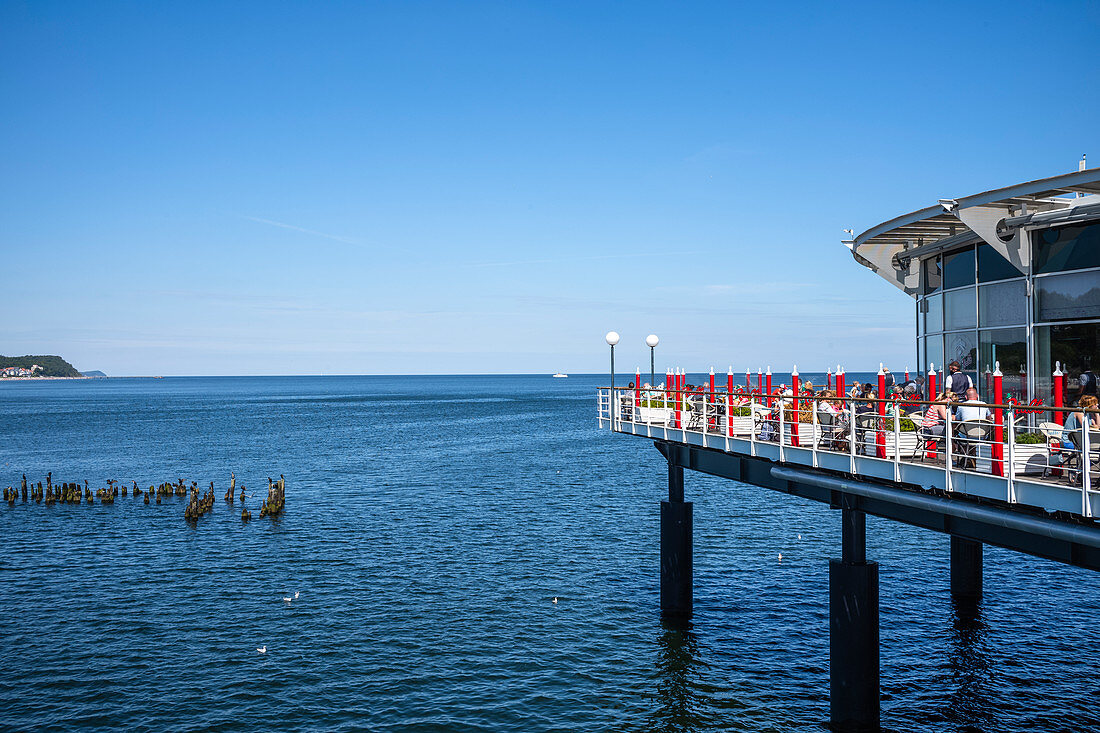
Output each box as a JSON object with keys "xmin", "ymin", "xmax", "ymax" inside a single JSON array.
[
  {"xmin": 1076, "ymin": 361, "xmax": 1097, "ymax": 404},
  {"xmin": 946, "ymin": 361, "xmax": 973, "ymax": 398}
]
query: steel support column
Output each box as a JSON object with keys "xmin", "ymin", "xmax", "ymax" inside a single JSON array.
[
  {"xmin": 950, "ymin": 535, "xmax": 983, "ymax": 601},
  {"xmin": 661, "ymin": 461, "xmax": 691, "ymax": 617},
  {"xmin": 830, "ymin": 508, "xmax": 880, "ymax": 732}
]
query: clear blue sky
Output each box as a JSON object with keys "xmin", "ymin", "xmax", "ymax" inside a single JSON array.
[{"xmin": 3, "ymin": 2, "xmax": 1098, "ymax": 376}]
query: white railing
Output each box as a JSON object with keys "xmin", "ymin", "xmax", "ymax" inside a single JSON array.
[{"xmin": 597, "ymin": 386, "xmax": 1100, "ymax": 518}]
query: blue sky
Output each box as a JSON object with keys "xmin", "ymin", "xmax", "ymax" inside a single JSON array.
[{"xmin": 2, "ymin": 1, "xmax": 1098, "ymax": 376}]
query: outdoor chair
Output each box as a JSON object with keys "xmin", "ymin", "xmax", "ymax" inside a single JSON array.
[
  {"xmin": 1062, "ymin": 427, "xmax": 1100, "ymax": 485},
  {"xmin": 854, "ymin": 413, "xmax": 880, "ymax": 455},
  {"xmin": 911, "ymin": 423, "xmax": 944, "ymax": 463},
  {"xmin": 953, "ymin": 420, "xmax": 992, "ymax": 470}
]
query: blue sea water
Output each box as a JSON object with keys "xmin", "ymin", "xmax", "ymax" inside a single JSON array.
[{"xmin": 1, "ymin": 374, "xmax": 1098, "ymax": 732}]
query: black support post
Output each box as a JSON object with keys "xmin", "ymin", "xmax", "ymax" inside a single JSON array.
[
  {"xmin": 950, "ymin": 535, "xmax": 983, "ymax": 601},
  {"xmin": 830, "ymin": 508, "xmax": 880, "ymax": 732},
  {"xmin": 661, "ymin": 461, "xmax": 692, "ymax": 617}
]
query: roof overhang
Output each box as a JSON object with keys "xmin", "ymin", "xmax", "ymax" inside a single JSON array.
[{"xmin": 850, "ymin": 167, "xmax": 1100, "ymax": 297}]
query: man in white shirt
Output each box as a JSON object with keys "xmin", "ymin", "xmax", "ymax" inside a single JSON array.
[{"xmin": 954, "ymin": 388, "xmax": 990, "ymax": 422}]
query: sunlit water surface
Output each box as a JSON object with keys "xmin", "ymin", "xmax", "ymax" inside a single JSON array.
[{"xmin": 1, "ymin": 375, "xmax": 1097, "ymax": 732}]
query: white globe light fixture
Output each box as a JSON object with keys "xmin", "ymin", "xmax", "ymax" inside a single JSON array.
[
  {"xmin": 645, "ymin": 334, "xmax": 659, "ymax": 387},
  {"xmin": 604, "ymin": 331, "xmax": 619, "ymax": 429}
]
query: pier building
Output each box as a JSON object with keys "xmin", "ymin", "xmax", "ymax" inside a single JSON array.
[{"xmin": 598, "ymin": 165, "xmax": 1100, "ymax": 732}]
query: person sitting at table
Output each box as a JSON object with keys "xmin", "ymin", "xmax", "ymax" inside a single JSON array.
[
  {"xmin": 920, "ymin": 392, "xmax": 952, "ymax": 442},
  {"xmin": 954, "ymin": 388, "xmax": 990, "ymax": 422},
  {"xmin": 1060, "ymin": 394, "xmax": 1100, "ymax": 465}
]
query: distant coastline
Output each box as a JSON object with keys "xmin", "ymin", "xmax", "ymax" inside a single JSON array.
[{"xmin": 0, "ymin": 354, "xmax": 93, "ymax": 380}]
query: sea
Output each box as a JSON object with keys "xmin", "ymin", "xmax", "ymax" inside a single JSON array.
[{"xmin": 1, "ymin": 374, "xmax": 1098, "ymax": 732}]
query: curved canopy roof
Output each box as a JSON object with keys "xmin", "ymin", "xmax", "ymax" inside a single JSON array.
[{"xmin": 849, "ymin": 167, "xmax": 1100, "ymax": 296}]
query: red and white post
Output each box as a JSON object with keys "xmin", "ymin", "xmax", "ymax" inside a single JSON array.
[
  {"xmin": 766, "ymin": 367, "xmax": 773, "ymax": 408},
  {"xmin": 926, "ymin": 363, "xmax": 938, "ymax": 459},
  {"xmin": 876, "ymin": 363, "xmax": 886, "ymax": 459},
  {"xmin": 791, "ymin": 365, "xmax": 800, "ymax": 447},
  {"xmin": 727, "ymin": 366, "xmax": 735, "ymax": 437},
  {"xmin": 1053, "ymin": 361, "xmax": 1065, "ymax": 426},
  {"xmin": 993, "ymin": 362, "xmax": 1004, "ymax": 477},
  {"xmin": 635, "ymin": 367, "xmax": 641, "ymax": 407},
  {"xmin": 708, "ymin": 367, "xmax": 716, "ymax": 432}
]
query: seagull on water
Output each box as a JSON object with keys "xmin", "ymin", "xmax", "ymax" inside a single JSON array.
[
  {"xmin": 552, "ymin": 597, "xmax": 558, "ymax": 604},
  {"xmin": 778, "ymin": 553, "xmax": 783, "ymax": 562},
  {"xmin": 283, "ymin": 596, "xmax": 293, "ymax": 604},
  {"xmin": 294, "ymin": 591, "xmax": 300, "ymax": 600},
  {"xmin": 257, "ymin": 646, "xmax": 267, "ymax": 654}
]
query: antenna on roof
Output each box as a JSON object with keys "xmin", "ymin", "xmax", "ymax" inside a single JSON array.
[
  {"xmin": 841, "ymin": 228, "xmax": 855, "ymax": 250},
  {"xmin": 1081, "ymin": 154, "xmax": 1087, "ymax": 172}
]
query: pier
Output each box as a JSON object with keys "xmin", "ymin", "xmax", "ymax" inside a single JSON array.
[
  {"xmin": 599, "ymin": 383, "xmax": 1100, "ymax": 730},
  {"xmin": 598, "ymin": 166, "xmax": 1100, "ymax": 731}
]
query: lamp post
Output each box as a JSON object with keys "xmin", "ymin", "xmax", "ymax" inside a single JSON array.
[
  {"xmin": 646, "ymin": 334, "xmax": 659, "ymax": 388},
  {"xmin": 606, "ymin": 331, "xmax": 620, "ymax": 430}
]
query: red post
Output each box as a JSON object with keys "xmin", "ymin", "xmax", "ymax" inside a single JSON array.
[
  {"xmin": 791, "ymin": 366, "xmax": 800, "ymax": 447},
  {"xmin": 727, "ymin": 367, "xmax": 735, "ymax": 437},
  {"xmin": 1053, "ymin": 361, "xmax": 1065, "ymax": 426},
  {"xmin": 668, "ymin": 365, "xmax": 677, "ymax": 429},
  {"xmin": 708, "ymin": 367, "xmax": 716, "ymax": 431},
  {"xmin": 665, "ymin": 369, "xmax": 672, "ymax": 409},
  {"xmin": 993, "ymin": 363, "xmax": 1004, "ymax": 477},
  {"xmin": 926, "ymin": 363, "xmax": 938, "ymax": 459},
  {"xmin": 876, "ymin": 364, "xmax": 886, "ymax": 459},
  {"xmin": 745, "ymin": 369, "xmax": 751, "ymax": 390},
  {"xmin": 827, "ymin": 369, "xmax": 833, "ymax": 391},
  {"xmin": 757, "ymin": 368, "xmax": 762, "ymax": 395},
  {"xmin": 766, "ymin": 367, "xmax": 773, "ymax": 408},
  {"xmin": 836, "ymin": 365, "xmax": 845, "ymax": 401},
  {"xmin": 635, "ymin": 367, "xmax": 641, "ymax": 407},
  {"xmin": 904, "ymin": 367, "xmax": 910, "ymax": 383}
]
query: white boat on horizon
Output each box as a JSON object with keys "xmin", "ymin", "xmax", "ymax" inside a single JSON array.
[{"xmin": 552, "ymin": 373, "xmax": 568, "ymax": 378}]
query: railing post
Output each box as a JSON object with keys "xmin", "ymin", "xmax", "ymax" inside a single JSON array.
[
  {"xmin": 876, "ymin": 364, "xmax": 886, "ymax": 459},
  {"xmin": 709, "ymin": 367, "xmax": 716, "ymax": 434},
  {"xmin": 766, "ymin": 367, "xmax": 773, "ymax": 408},
  {"xmin": 791, "ymin": 366, "xmax": 800, "ymax": 448},
  {"xmin": 1083, "ymin": 421, "xmax": 1093, "ymax": 518},
  {"xmin": 812, "ymin": 394, "xmax": 820, "ymax": 468},
  {"xmin": 945, "ymin": 409, "xmax": 953, "ymax": 492},
  {"xmin": 674, "ymin": 369, "xmax": 682, "ymax": 431},
  {"xmin": 727, "ymin": 367, "xmax": 735, "ymax": 438},
  {"xmin": 893, "ymin": 401, "xmax": 901, "ymax": 482},
  {"xmin": 993, "ymin": 362, "xmax": 1004, "ymax": 477},
  {"xmin": 779, "ymin": 400, "xmax": 786, "ymax": 463},
  {"xmin": 849, "ymin": 398, "xmax": 857, "ymax": 473},
  {"xmin": 927, "ymin": 363, "xmax": 938, "ymax": 459},
  {"xmin": 1007, "ymin": 406, "xmax": 1016, "ymax": 504},
  {"xmin": 1054, "ymin": 361, "xmax": 1065, "ymax": 426}
]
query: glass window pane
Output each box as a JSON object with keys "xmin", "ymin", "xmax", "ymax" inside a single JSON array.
[
  {"xmin": 926, "ymin": 335, "xmax": 944, "ymax": 374},
  {"xmin": 978, "ymin": 280, "xmax": 1025, "ymax": 327},
  {"xmin": 978, "ymin": 327, "xmax": 1027, "ymax": 402},
  {"xmin": 917, "ymin": 337, "xmax": 925, "ymax": 378},
  {"xmin": 945, "ymin": 330, "xmax": 978, "ymax": 390},
  {"xmin": 944, "ymin": 287, "xmax": 976, "ymax": 330},
  {"xmin": 924, "ymin": 293, "xmax": 942, "ymax": 333},
  {"xmin": 942, "ymin": 247, "xmax": 975, "ymax": 290},
  {"xmin": 977, "ymin": 243, "xmax": 1020, "ymax": 283},
  {"xmin": 1034, "ymin": 323, "xmax": 1100, "ymax": 410},
  {"xmin": 1033, "ymin": 222, "xmax": 1100, "ymax": 274},
  {"xmin": 923, "ymin": 256, "xmax": 941, "ymax": 294},
  {"xmin": 1035, "ymin": 271, "xmax": 1100, "ymax": 323}
]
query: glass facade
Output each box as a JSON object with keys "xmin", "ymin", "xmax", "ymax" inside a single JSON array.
[
  {"xmin": 916, "ymin": 240, "xmax": 1026, "ymax": 402},
  {"xmin": 914, "ymin": 221, "xmax": 1100, "ymax": 412},
  {"xmin": 1033, "ymin": 222, "xmax": 1100, "ymax": 274}
]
